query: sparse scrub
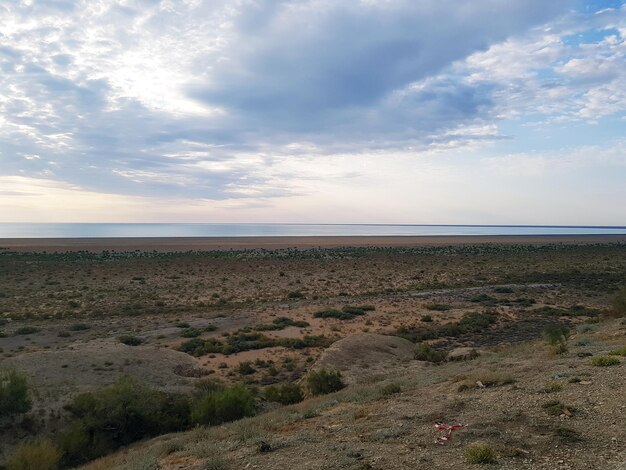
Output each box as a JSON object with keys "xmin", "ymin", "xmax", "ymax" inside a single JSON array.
[
  {"xmin": 608, "ymin": 346, "xmax": 626, "ymax": 356},
  {"xmin": 379, "ymin": 383, "xmax": 401, "ymax": 396},
  {"xmin": 306, "ymin": 369, "xmax": 344, "ymax": 396},
  {"xmin": 543, "ymin": 382, "xmax": 563, "ymax": 393},
  {"xmin": 425, "ymin": 303, "xmax": 451, "ymax": 311},
  {"xmin": 0, "ymin": 370, "xmax": 31, "ymax": 418},
  {"xmin": 543, "ymin": 325, "xmax": 570, "ymax": 354},
  {"xmin": 6, "ymin": 440, "xmax": 61, "ymax": 470},
  {"xmin": 15, "ymin": 326, "xmax": 39, "ymax": 336},
  {"xmin": 68, "ymin": 323, "xmax": 90, "ymax": 331},
  {"xmin": 237, "ymin": 361, "xmax": 256, "ymax": 375},
  {"xmin": 611, "ymin": 286, "xmax": 626, "ymax": 314},
  {"xmin": 414, "ymin": 343, "xmax": 447, "ymax": 363},
  {"xmin": 253, "ymin": 317, "xmax": 309, "ymax": 331},
  {"xmin": 554, "ymin": 426, "xmax": 583, "ymax": 443},
  {"xmin": 181, "ymin": 327, "xmax": 202, "ymax": 338},
  {"xmin": 191, "ymin": 384, "xmax": 256, "ymax": 426},
  {"xmin": 542, "ymin": 400, "xmax": 576, "ymax": 416},
  {"xmin": 465, "ymin": 442, "xmax": 497, "ymax": 464},
  {"xmin": 59, "ymin": 377, "xmax": 191, "ymax": 466},
  {"xmin": 457, "ymin": 371, "xmax": 515, "ymax": 391},
  {"xmin": 264, "ymin": 383, "xmax": 304, "ymax": 404},
  {"xmin": 118, "ymin": 335, "xmax": 143, "ymax": 346},
  {"xmin": 591, "ymin": 356, "xmax": 620, "ymax": 366}
]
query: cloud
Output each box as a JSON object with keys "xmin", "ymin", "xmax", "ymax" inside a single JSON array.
[{"xmin": 0, "ymin": 0, "xmax": 624, "ymax": 211}]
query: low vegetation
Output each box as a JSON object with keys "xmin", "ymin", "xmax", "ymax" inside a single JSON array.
[
  {"xmin": 591, "ymin": 356, "xmax": 620, "ymax": 367},
  {"xmin": 414, "ymin": 343, "xmax": 447, "ymax": 363},
  {"xmin": 0, "ymin": 369, "xmax": 32, "ymax": 418},
  {"xmin": 178, "ymin": 332, "xmax": 331, "ymax": 356},
  {"xmin": 6, "ymin": 440, "xmax": 60, "ymax": 470},
  {"xmin": 465, "ymin": 442, "xmax": 497, "ymax": 464},
  {"xmin": 306, "ymin": 369, "xmax": 344, "ymax": 396}
]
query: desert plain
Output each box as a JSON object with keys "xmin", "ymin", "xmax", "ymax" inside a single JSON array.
[{"xmin": 0, "ymin": 235, "xmax": 625, "ymax": 469}]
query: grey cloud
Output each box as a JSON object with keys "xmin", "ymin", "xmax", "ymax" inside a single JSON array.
[{"xmin": 0, "ymin": 0, "xmax": 575, "ymax": 200}]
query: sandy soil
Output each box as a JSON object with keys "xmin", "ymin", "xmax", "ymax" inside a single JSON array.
[{"xmin": 2, "ymin": 234, "xmax": 626, "ymax": 252}]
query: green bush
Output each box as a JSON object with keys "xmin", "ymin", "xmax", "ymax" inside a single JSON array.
[
  {"xmin": 264, "ymin": 383, "xmax": 304, "ymax": 405},
  {"xmin": 414, "ymin": 343, "xmax": 447, "ymax": 363},
  {"xmin": 0, "ymin": 369, "xmax": 32, "ymax": 418},
  {"xmin": 181, "ymin": 328, "xmax": 202, "ymax": 338},
  {"xmin": 306, "ymin": 369, "xmax": 344, "ymax": 396},
  {"xmin": 191, "ymin": 384, "xmax": 256, "ymax": 426},
  {"xmin": 237, "ymin": 361, "xmax": 256, "ymax": 375},
  {"xmin": 591, "ymin": 356, "xmax": 620, "ymax": 367},
  {"xmin": 465, "ymin": 442, "xmax": 496, "ymax": 464},
  {"xmin": 6, "ymin": 440, "xmax": 60, "ymax": 470},
  {"xmin": 118, "ymin": 335, "xmax": 143, "ymax": 346},
  {"xmin": 254, "ymin": 317, "xmax": 310, "ymax": 331},
  {"xmin": 543, "ymin": 324, "xmax": 570, "ymax": 354},
  {"xmin": 59, "ymin": 377, "xmax": 190, "ymax": 466}
]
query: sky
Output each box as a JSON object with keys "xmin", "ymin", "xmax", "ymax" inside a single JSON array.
[{"xmin": 1, "ymin": 0, "xmax": 625, "ymax": 225}]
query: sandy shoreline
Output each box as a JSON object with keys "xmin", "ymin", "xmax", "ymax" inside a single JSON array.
[{"xmin": 2, "ymin": 234, "xmax": 626, "ymax": 252}]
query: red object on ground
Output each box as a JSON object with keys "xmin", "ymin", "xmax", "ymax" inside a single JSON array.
[{"xmin": 433, "ymin": 421, "xmax": 467, "ymax": 444}]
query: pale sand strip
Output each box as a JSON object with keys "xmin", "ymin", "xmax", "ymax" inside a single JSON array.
[{"xmin": 1, "ymin": 235, "xmax": 626, "ymax": 253}]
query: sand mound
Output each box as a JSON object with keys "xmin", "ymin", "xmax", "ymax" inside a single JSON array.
[{"xmin": 311, "ymin": 333, "xmax": 421, "ymax": 384}]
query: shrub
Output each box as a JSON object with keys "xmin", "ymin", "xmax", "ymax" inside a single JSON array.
[
  {"xmin": 608, "ymin": 346, "xmax": 626, "ymax": 356},
  {"xmin": 0, "ymin": 369, "xmax": 32, "ymax": 418},
  {"xmin": 591, "ymin": 356, "xmax": 620, "ymax": 367},
  {"xmin": 543, "ymin": 324, "xmax": 570, "ymax": 354},
  {"xmin": 6, "ymin": 440, "xmax": 61, "ymax": 470},
  {"xmin": 175, "ymin": 322, "xmax": 190, "ymax": 328},
  {"xmin": 414, "ymin": 343, "xmax": 447, "ymax": 363},
  {"xmin": 264, "ymin": 383, "xmax": 304, "ymax": 405},
  {"xmin": 306, "ymin": 369, "xmax": 344, "ymax": 396},
  {"xmin": 68, "ymin": 323, "xmax": 90, "ymax": 331},
  {"xmin": 543, "ymin": 382, "xmax": 563, "ymax": 393},
  {"xmin": 287, "ymin": 291, "xmax": 304, "ymax": 299},
  {"xmin": 542, "ymin": 400, "xmax": 575, "ymax": 416},
  {"xmin": 612, "ymin": 286, "xmax": 626, "ymax": 314},
  {"xmin": 15, "ymin": 327, "xmax": 39, "ymax": 336},
  {"xmin": 465, "ymin": 442, "xmax": 496, "ymax": 464},
  {"xmin": 254, "ymin": 317, "xmax": 310, "ymax": 331},
  {"xmin": 425, "ymin": 303, "xmax": 451, "ymax": 311},
  {"xmin": 494, "ymin": 286, "xmax": 514, "ymax": 294},
  {"xmin": 59, "ymin": 377, "xmax": 190, "ymax": 466},
  {"xmin": 191, "ymin": 384, "xmax": 255, "ymax": 426},
  {"xmin": 379, "ymin": 383, "xmax": 402, "ymax": 396},
  {"xmin": 314, "ymin": 309, "xmax": 349, "ymax": 319},
  {"xmin": 237, "ymin": 361, "xmax": 256, "ymax": 375},
  {"xmin": 181, "ymin": 328, "xmax": 202, "ymax": 338},
  {"xmin": 118, "ymin": 335, "xmax": 143, "ymax": 346},
  {"xmin": 554, "ymin": 426, "xmax": 583, "ymax": 443}
]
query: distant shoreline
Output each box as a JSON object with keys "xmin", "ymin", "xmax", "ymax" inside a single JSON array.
[{"xmin": 2, "ymin": 234, "xmax": 626, "ymax": 253}]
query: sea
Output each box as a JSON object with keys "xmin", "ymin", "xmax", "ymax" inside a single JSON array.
[{"xmin": 1, "ymin": 223, "xmax": 626, "ymax": 238}]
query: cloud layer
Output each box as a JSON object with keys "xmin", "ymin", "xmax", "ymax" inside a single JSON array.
[{"xmin": 1, "ymin": 0, "xmax": 625, "ymax": 222}]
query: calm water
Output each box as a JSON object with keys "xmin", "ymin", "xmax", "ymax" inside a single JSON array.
[{"xmin": 1, "ymin": 223, "xmax": 626, "ymax": 238}]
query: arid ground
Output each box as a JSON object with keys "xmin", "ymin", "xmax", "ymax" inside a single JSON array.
[{"xmin": 0, "ymin": 236, "xmax": 625, "ymax": 469}]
